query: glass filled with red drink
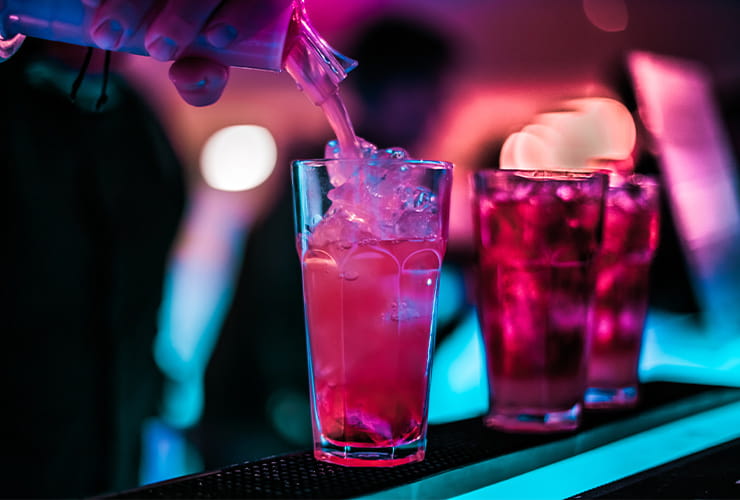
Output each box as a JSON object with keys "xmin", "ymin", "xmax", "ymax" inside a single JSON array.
[
  {"xmin": 472, "ymin": 169, "xmax": 608, "ymax": 432},
  {"xmin": 292, "ymin": 157, "xmax": 453, "ymax": 466},
  {"xmin": 586, "ymin": 174, "xmax": 660, "ymax": 409}
]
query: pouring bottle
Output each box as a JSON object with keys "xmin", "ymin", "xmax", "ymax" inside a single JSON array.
[{"xmin": 0, "ymin": 0, "xmax": 356, "ymax": 105}]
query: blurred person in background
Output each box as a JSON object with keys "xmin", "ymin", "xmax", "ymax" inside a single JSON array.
[
  {"xmin": 0, "ymin": 1, "xmax": 316, "ymax": 495},
  {"xmin": 348, "ymin": 17, "xmax": 457, "ymax": 154},
  {"xmin": 0, "ymin": 39, "xmax": 185, "ymax": 497}
]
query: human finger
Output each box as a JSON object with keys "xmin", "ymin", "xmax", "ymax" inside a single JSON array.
[
  {"xmin": 202, "ymin": 0, "xmax": 293, "ymax": 49},
  {"xmin": 169, "ymin": 57, "xmax": 229, "ymax": 107},
  {"xmin": 145, "ymin": 0, "xmax": 223, "ymax": 61},
  {"xmin": 90, "ymin": 0, "xmax": 154, "ymax": 51}
]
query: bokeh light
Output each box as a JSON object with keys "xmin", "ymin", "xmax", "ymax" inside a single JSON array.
[
  {"xmin": 500, "ymin": 97, "xmax": 636, "ymax": 170},
  {"xmin": 582, "ymin": 0, "xmax": 629, "ymax": 33},
  {"xmin": 200, "ymin": 125, "xmax": 278, "ymax": 192}
]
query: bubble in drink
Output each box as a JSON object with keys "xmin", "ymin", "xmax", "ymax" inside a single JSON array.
[
  {"xmin": 400, "ymin": 186, "xmax": 434, "ymax": 211},
  {"xmin": 395, "ymin": 211, "xmax": 438, "ymax": 239}
]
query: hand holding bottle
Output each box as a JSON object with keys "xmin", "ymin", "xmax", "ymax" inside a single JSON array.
[
  {"xmin": 1, "ymin": 0, "xmax": 354, "ymax": 108},
  {"xmin": 82, "ymin": 0, "xmax": 293, "ymax": 106}
]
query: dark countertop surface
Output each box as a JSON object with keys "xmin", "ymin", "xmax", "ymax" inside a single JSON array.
[{"xmin": 101, "ymin": 382, "xmax": 740, "ymax": 499}]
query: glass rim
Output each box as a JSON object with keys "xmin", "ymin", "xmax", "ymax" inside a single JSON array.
[
  {"xmin": 292, "ymin": 158, "xmax": 454, "ymax": 171},
  {"xmin": 473, "ymin": 168, "xmax": 609, "ymax": 181},
  {"xmin": 613, "ymin": 172, "xmax": 660, "ymax": 187}
]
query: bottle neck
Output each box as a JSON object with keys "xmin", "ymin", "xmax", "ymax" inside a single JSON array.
[{"xmin": 282, "ymin": 4, "xmax": 356, "ymax": 106}]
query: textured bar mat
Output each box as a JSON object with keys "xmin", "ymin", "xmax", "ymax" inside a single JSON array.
[{"xmin": 101, "ymin": 383, "xmax": 740, "ymax": 499}]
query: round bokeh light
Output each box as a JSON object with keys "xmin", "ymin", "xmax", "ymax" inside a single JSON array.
[{"xmin": 200, "ymin": 125, "xmax": 278, "ymax": 192}]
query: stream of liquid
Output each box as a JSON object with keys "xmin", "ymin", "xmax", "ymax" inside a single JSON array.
[
  {"xmin": 318, "ymin": 92, "xmax": 361, "ymax": 157},
  {"xmin": 282, "ymin": 5, "xmax": 362, "ymax": 158}
]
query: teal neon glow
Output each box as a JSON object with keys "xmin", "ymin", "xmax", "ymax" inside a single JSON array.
[
  {"xmin": 452, "ymin": 400, "xmax": 740, "ymax": 500},
  {"xmin": 640, "ymin": 309, "xmax": 740, "ymax": 387},
  {"xmin": 152, "ymin": 194, "xmax": 251, "ymax": 430},
  {"xmin": 154, "ymin": 255, "xmax": 243, "ymax": 429},
  {"xmin": 428, "ymin": 308, "xmax": 740, "ymax": 426},
  {"xmin": 429, "ymin": 310, "xmax": 487, "ymax": 423},
  {"xmin": 139, "ymin": 418, "xmax": 204, "ymax": 486}
]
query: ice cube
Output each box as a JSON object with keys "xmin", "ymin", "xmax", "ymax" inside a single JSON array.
[
  {"xmin": 511, "ymin": 180, "xmax": 535, "ymax": 201},
  {"xmin": 618, "ymin": 308, "xmax": 643, "ymax": 337},
  {"xmin": 611, "ymin": 187, "xmax": 638, "ymax": 214},
  {"xmin": 310, "ymin": 206, "xmax": 375, "ymax": 246},
  {"xmin": 520, "ymin": 189, "xmax": 560, "ymax": 227},
  {"xmin": 324, "ymin": 137, "xmax": 377, "ymax": 159},
  {"xmin": 325, "ymin": 159, "xmax": 357, "ymax": 187},
  {"xmin": 518, "ymin": 192, "xmax": 564, "ymax": 252},
  {"xmin": 324, "ymin": 138, "xmax": 379, "ymax": 186},
  {"xmin": 594, "ymin": 308, "xmax": 618, "ymax": 343},
  {"xmin": 399, "ymin": 186, "xmax": 434, "ymax": 212},
  {"xmin": 374, "ymin": 146, "xmax": 409, "ymax": 160},
  {"xmin": 596, "ymin": 262, "xmax": 623, "ymax": 297},
  {"xmin": 395, "ymin": 211, "xmax": 438, "ymax": 239},
  {"xmin": 314, "ymin": 139, "xmax": 444, "ymax": 243},
  {"xmin": 327, "ymin": 181, "xmax": 357, "ymax": 204},
  {"xmin": 549, "ymin": 291, "xmax": 587, "ymax": 332},
  {"xmin": 363, "ymin": 162, "xmax": 398, "ymax": 200},
  {"xmin": 345, "ymin": 409, "xmax": 392, "ymax": 443},
  {"xmin": 556, "ymin": 184, "xmax": 577, "ymax": 201}
]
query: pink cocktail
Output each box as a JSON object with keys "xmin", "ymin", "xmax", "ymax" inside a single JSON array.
[
  {"xmin": 293, "ymin": 158, "xmax": 452, "ymax": 466},
  {"xmin": 586, "ymin": 174, "xmax": 660, "ymax": 408},
  {"xmin": 472, "ymin": 170, "xmax": 607, "ymax": 433}
]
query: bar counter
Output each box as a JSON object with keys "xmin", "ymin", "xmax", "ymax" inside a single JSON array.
[{"xmin": 102, "ymin": 382, "xmax": 740, "ymax": 499}]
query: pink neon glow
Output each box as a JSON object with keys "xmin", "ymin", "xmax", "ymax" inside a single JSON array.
[
  {"xmin": 628, "ymin": 52, "xmax": 740, "ymax": 252},
  {"xmin": 628, "ymin": 50, "xmax": 740, "ymax": 335}
]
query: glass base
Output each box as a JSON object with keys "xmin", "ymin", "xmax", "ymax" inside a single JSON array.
[
  {"xmin": 314, "ymin": 440, "xmax": 425, "ymax": 467},
  {"xmin": 585, "ymin": 385, "xmax": 639, "ymax": 409},
  {"xmin": 484, "ymin": 402, "xmax": 581, "ymax": 433}
]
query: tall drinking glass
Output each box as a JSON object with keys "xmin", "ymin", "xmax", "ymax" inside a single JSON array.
[
  {"xmin": 292, "ymin": 157, "xmax": 453, "ymax": 466},
  {"xmin": 586, "ymin": 174, "xmax": 660, "ymax": 408},
  {"xmin": 472, "ymin": 169, "xmax": 608, "ymax": 433}
]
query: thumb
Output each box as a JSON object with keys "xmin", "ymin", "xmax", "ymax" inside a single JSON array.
[{"xmin": 169, "ymin": 57, "xmax": 229, "ymax": 107}]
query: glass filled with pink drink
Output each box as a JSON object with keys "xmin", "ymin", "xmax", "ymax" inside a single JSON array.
[
  {"xmin": 586, "ymin": 174, "xmax": 660, "ymax": 409},
  {"xmin": 292, "ymin": 157, "xmax": 452, "ymax": 466},
  {"xmin": 471, "ymin": 169, "xmax": 608, "ymax": 432}
]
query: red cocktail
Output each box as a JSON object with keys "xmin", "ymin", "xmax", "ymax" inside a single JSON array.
[
  {"xmin": 293, "ymin": 158, "xmax": 452, "ymax": 466},
  {"xmin": 586, "ymin": 174, "xmax": 660, "ymax": 408},
  {"xmin": 472, "ymin": 170, "xmax": 607, "ymax": 432}
]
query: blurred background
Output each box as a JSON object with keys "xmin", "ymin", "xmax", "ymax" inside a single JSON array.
[{"xmin": 2, "ymin": 0, "xmax": 739, "ymax": 497}]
